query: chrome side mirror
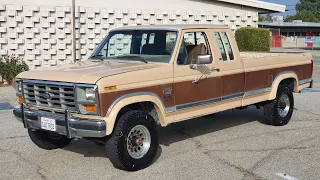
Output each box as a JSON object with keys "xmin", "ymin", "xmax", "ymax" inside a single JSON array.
[{"xmin": 197, "ymin": 54, "xmax": 213, "ymax": 64}]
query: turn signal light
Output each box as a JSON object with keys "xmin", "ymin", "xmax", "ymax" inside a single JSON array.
[
  {"xmin": 104, "ymin": 86, "xmax": 117, "ymax": 91},
  {"xmin": 18, "ymin": 96, "xmax": 24, "ymax": 103},
  {"xmin": 86, "ymin": 105, "xmax": 97, "ymax": 112}
]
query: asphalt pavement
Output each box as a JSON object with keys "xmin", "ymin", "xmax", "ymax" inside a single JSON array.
[{"xmin": 0, "ymin": 57, "xmax": 319, "ymax": 180}]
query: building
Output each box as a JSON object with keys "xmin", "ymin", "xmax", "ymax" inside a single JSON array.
[
  {"xmin": 0, "ymin": 0, "xmax": 285, "ymax": 69},
  {"xmin": 259, "ymin": 21, "xmax": 320, "ymax": 48}
]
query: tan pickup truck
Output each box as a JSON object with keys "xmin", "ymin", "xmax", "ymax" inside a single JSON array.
[{"xmin": 13, "ymin": 24, "xmax": 313, "ymax": 171}]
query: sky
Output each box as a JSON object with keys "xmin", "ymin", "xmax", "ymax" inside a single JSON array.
[{"xmin": 264, "ymin": 0, "xmax": 299, "ymax": 16}]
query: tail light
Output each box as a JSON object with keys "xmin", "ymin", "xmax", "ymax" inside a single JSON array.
[{"xmin": 311, "ymin": 60, "xmax": 314, "ymax": 77}]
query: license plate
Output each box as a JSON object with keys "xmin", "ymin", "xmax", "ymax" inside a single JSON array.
[{"xmin": 40, "ymin": 117, "xmax": 56, "ymax": 131}]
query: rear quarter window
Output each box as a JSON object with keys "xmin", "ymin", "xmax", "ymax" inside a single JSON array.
[
  {"xmin": 221, "ymin": 32, "xmax": 234, "ymax": 60},
  {"xmin": 214, "ymin": 32, "xmax": 227, "ymax": 61}
]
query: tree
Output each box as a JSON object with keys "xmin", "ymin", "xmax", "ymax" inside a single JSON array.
[
  {"xmin": 285, "ymin": 0, "xmax": 320, "ymax": 22},
  {"xmin": 296, "ymin": 0, "xmax": 320, "ymax": 17},
  {"xmin": 285, "ymin": 12, "xmax": 320, "ymax": 22},
  {"xmin": 259, "ymin": 15, "xmax": 268, "ymax": 22}
]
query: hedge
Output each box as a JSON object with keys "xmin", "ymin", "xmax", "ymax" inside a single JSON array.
[{"xmin": 235, "ymin": 27, "xmax": 270, "ymax": 52}]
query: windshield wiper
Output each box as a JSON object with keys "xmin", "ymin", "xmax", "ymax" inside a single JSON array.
[{"xmin": 115, "ymin": 55, "xmax": 148, "ymax": 64}]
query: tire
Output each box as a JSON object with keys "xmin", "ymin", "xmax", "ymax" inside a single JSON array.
[
  {"xmin": 106, "ymin": 110, "xmax": 159, "ymax": 171},
  {"xmin": 28, "ymin": 129, "xmax": 72, "ymax": 150},
  {"xmin": 263, "ymin": 85, "xmax": 294, "ymax": 126},
  {"xmin": 95, "ymin": 142, "xmax": 105, "ymax": 146}
]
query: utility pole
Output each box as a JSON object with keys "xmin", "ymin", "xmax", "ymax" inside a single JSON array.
[{"xmin": 72, "ymin": 0, "xmax": 76, "ymax": 63}]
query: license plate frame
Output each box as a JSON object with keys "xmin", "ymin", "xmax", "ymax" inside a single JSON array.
[{"xmin": 40, "ymin": 117, "xmax": 56, "ymax": 132}]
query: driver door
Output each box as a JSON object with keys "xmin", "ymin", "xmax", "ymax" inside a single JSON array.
[{"xmin": 173, "ymin": 29, "xmax": 222, "ymax": 121}]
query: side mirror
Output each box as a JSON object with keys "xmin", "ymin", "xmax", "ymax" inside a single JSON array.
[{"xmin": 197, "ymin": 54, "xmax": 213, "ymax": 64}]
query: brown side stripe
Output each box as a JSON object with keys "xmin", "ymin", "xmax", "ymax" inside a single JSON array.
[
  {"xmin": 100, "ymin": 63, "xmax": 311, "ymax": 116},
  {"xmin": 100, "ymin": 84, "xmax": 174, "ymax": 116},
  {"xmin": 245, "ymin": 63, "xmax": 311, "ymax": 91}
]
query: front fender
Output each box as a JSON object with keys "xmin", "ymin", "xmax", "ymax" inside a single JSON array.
[{"xmin": 105, "ymin": 93, "xmax": 167, "ymax": 135}]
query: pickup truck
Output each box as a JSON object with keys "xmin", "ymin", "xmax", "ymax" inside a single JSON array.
[{"xmin": 13, "ymin": 24, "xmax": 313, "ymax": 171}]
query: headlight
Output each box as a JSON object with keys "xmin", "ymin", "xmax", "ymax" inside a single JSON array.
[
  {"xmin": 85, "ymin": 88, "xmax": 96, "ymax": 101},
  {"xmin": 76, "ymin": 85, "xmax": 100, "ymax": 115},
  {"xmin": 17, "ymin": 81, "xmax": 22, "ymax": 92},
  {"xmin": 15, "ymin": 80, "xmax": 22, "ymax": 94}
]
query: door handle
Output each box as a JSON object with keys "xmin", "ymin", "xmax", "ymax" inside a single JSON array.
[{"xmin": 211, "ymin": 67, "xmax": 220, "ymax": 72}]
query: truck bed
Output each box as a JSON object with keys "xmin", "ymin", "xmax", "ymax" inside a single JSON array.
[
  {"xmin": 240, "ymin": 52, "xmax": 297, "ymax": 60},
  {"xmin": 241, "ymin": 52, "xmax": 312, "ymax": 93},
  {"xmin": 241, "ymin": 52, "xmax": 311, "ymax": 71}
]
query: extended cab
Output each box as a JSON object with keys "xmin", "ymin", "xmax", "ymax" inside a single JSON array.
[{"xmin": 13, "ymin": 25, "xmax": 313, "ymax": 171}]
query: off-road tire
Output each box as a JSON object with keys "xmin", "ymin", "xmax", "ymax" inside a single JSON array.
[
  {"xmin": 28, "ymin": 129, "xmax": 72, "ymax": 150},
  {"xmin": 106, "ymin": 110, "xmax": 159, "ymax": 171},
  {"xmin": 263, "ymin": 85, "xmax": 294, "ymax": 126}
]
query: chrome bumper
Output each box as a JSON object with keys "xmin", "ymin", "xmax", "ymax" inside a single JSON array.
[{"xmin": 13, "ymin": 104, "xmax": 106, "ymax": 138}]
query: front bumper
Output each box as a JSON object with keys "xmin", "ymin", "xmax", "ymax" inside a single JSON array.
[{"xmin": 13, "ymin": 104, "xmax": 106, "ymax": 138}]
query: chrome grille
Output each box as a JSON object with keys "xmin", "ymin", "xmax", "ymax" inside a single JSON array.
[{"xmin": 23, "ymin": 82, "xmax": 77, "ymax": 111}]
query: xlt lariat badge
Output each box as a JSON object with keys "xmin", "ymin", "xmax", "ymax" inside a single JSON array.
[{"xmin": 163, "ymin": 87, "xmax": 172, "ymax": 101}]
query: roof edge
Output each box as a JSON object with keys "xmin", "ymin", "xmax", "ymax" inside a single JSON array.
[{"xmin": 216, "ymin": 0, "xmax": 286, "ymax": 13}]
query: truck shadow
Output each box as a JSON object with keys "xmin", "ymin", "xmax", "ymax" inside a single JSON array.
[
  {"xmin": 158, "ymin": 107, "xmax": 264, "ymax": 146},
  {"xmin": 62, "ymin": 107, "xmax": 264, "ymax": 159}
]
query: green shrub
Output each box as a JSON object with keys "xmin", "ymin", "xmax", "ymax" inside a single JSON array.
[
  {"xmin": 0, "ymin": 55, "xmax": 29, "ymax": 85},
  {"xmin": 235, "ymin": 27, "xmax": 270, "ymax": 52}
]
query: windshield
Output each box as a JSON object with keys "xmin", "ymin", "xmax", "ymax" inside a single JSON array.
[{"xmin": 91, "ymin": 30, "xmax": 178, "ymax": 63}]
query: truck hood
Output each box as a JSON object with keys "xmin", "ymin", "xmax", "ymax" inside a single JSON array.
[{"xmin": 17, "ymin": 61, "xmax": 164, "ymax": 84}]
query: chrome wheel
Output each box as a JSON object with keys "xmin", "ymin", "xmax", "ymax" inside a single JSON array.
[
  {"xmin": 126, "ymin": 125, "xmax": 151, "ymax": 159},
  {"xmin": 278, "ymin": 94, "xmax": 290, "ymax": 118}
]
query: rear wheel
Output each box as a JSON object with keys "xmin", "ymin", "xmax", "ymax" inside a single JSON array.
[
  {"xmin": 28, "ymin": 129, "xmax": 72, "ymax": 150},
  {"xmin": 263, "ymin": 85, "xmax": 294, "ymax": 126},
  {"xmin": 106, "ymin": 110, "xmax": 158, "ymax": 171}
]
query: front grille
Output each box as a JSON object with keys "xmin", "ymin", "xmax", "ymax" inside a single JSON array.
[{"xmin": 23, "ymin": 82, "xmax": 77, "ymax": 111}]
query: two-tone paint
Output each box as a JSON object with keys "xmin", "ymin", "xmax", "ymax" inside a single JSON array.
[{"xmin": 16, "ymin": 24, "xmax": 313, "ymax": 136}]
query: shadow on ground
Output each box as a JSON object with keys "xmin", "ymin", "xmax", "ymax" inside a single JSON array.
[{"xmin": 61, "ymin": 107, "xmax": 264, "ymax": 160}]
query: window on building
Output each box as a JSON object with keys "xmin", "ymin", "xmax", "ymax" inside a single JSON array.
[
  {"xmin": 301, "ymin": 32, "xmax": 307, "ymax": 36},
  {"xmin": 314, "ymin": 32, "xmax": 320, "ymax": 36},
  {"xmin": 295, "ymin": 32, "xmax": 301, "ymax": 37},
  {"xmin": 288, "ymin": 32, "xmax": 294, "ymax": 36},
  {"xmin": 177, "ymin": 32, "xmax": 210, "ymax": 65},
  {"xmin": 214, "ymin": 32, "xmax": 227, "ymax": 61},
  {"xmin": 221, "ymin": 32, "xmax": 234, "ymax": 60},
  {"xmin": 281, "ymin": 32, "xmax": 287, "ymax": 36}
]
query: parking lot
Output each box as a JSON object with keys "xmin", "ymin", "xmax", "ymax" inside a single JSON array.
[{"xmin": 0, "ymin": 57, "xmax": 319, "ymax": 180}]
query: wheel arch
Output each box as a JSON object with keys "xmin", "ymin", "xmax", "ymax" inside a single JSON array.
[
  {"xmin": 269, "ymin": 71, "xmax": 299, "ymax": 100},
  {"xmin": 105, "ymin": 92, "xmax": 167, "ymax": 135}
]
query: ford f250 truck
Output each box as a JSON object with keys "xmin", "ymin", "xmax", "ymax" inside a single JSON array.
[{"xmin": 13, "ymin": 25, "xmax": 313, "ymax": 171}]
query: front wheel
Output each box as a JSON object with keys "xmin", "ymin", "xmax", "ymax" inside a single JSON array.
[
  {"xmin": 106, "ymin": 110, "xmax": 159, "ymax": 171},
  {"xmin": 263, "ymin": 85, "xmax": 294, "ymax": 126},
  {"xmin": 28, "ymin": 129, "xmax": 72, "ymax": 150}
]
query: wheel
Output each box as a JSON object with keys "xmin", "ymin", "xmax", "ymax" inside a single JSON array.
[
  {"xmin": 28, "ymin": 129, "xmax": 72, "ymax": 150},
  {"xmin": 106, "ymin": 110, "xmax": 159, "ymax": 171},
  {"xmin": 95, "ymin": 142, "xmax": 105, "ymax": 146},
  {"xmin": 263, "ymin": 85, "xmax": 294, "ymax": 126}
]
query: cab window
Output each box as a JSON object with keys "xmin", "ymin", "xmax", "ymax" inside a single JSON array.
[
  {"xmin": 177, "ymin": 32, "xmax": 210, "ymax": 65},
  {"xmin": 221, "ymin": 32, "xmax": 234, "ymax": 60},
  {"xmin": 214, "ymin": 32, "xmax": 227, "ymax": 61}
]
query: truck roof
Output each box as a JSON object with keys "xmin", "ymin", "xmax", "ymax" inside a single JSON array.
[{"xmin": 111, "ymin": 24, "xmax": 229, "ymax": 31}]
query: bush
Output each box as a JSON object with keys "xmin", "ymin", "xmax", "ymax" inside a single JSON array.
[
  {"xmin": 0, "ymin": 55, "xmax": 29, "ymax": 85},
  {"xmin": 235, "ymin": 27, "xmax": 270, "ymax": 52}
]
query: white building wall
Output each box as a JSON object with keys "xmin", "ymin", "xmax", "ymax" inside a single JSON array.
[{"xmin": 0, "ymin": 0, "xmax": 259, "ymax": 69}]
